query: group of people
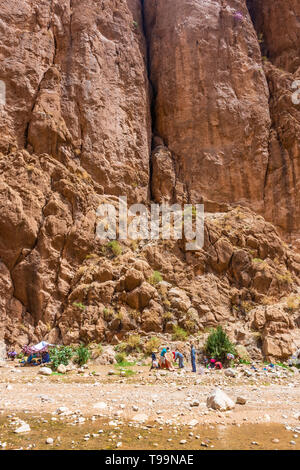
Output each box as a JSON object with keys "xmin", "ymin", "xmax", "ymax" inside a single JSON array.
[
  {"xmin": 150, "ymin": 346, "xmax": 233, "ymax": 372},
  {"xmin": 150, "ymin": 344, "xmax": 198, "ymax": 372}
]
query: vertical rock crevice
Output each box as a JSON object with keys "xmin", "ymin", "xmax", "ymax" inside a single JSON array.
[{"xmin": 246, "ymin": 0, "xmax": 300, "ymax": 243}]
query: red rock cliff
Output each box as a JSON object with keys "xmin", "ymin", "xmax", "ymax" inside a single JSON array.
[{"xmin": 0, "ymin": 0, "xmax": 299, "ymax": 357}]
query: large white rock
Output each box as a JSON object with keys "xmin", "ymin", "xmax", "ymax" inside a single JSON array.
[
  {"xmin": 206, "ymin": 388, "xmax": 235, "ymax": 411},
  {"xmin": 39, "ymin": 367, "xmax": 52, "ymax": 376},
  {"xmin": 14, "ymin": 423, "xmax": 31, "ymax": 433}
]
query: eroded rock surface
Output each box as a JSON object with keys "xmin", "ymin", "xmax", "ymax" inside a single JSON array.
[{"xmin": 0, "ymin": 1, "xmax": 299, "ymax": 359}]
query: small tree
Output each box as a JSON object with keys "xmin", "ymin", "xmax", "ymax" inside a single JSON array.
[{"xmin": 204, "ymin": 326, "xmax": 236, "ymax": 363}]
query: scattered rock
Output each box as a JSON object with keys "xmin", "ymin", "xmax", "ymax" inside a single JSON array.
[
  {"xmin": 225, "ymin": 369, "xmax": 236, "ymax": 378},
  {"xmin": 236, "ymin": 396, "xmax": 247, "ymax": 405}
]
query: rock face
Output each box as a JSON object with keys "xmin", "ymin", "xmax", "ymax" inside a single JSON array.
[
  {"xmin": 247, "ymin": 0, "xmax": 300, "ymax": 244},
  {"xmin": 0, "ymin": 0, "xmax": 151, "ymax": 203},
  {"xmin": 0, "ymin": 1, "xmax": 299, "ymax": 358},
  {"xmin": 145, "ymin": 0, "xmax": 270, "ymax": 215}
]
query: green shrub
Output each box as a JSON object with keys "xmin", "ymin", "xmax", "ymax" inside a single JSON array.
[
  {"xmin": 172, "ymin": 326, "xmax": 188, "ymax": 341},
  {"xmin": 184, "ymin": 320, "xmax": 198, "ymax": 334},
  {"xmin": 115, "ymin": 342, "xmax": 128, "ymax": 353},
  {"xmin": 162, "ymin": 311, "xmax": 174, "ymax": 322},
  {"xmin": 107, "ymin": 241, "xmax": 122, "ymax": 257},
  {"xmin": 72, "ymin": 302, "xmax": 86, "ymax": 311},
  {"xmin": 103, "ymin": 307, "xmax": 114, "ymax": 322},
  {"xmin": 50, "ymin": 346, "xmax": 74, "ymax": 371},
  {"xmin": 126, "ymin": 334, "xmax": 142, "ymax": 352},
  {"xmin": 115, "ymin": 352, "xmax": 126, "ymax": 364},
  {"xmin": 74, "ymin": 344, "xmax": 90, "ymax": 366},
  {"xmin": 204, "ymin": 326, "xmax": 236, "ymax": 362},
  {"xmin": 149, "ymin": 271, "xmax": 163, "ymax": 285},
  {"xmin": 115, "ymin": 335, "xmax": 141, "ymax": 354},
  {"xmin": 144, "ymin": 336, "xmax": 161, "ymax": 354},
  {"xmin": 252, "ymin": 258, "xmax": 264, "ymax": 264}
]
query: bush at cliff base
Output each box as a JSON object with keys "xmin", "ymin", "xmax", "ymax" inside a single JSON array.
[{"xmin": 205, "ymin": 326, "xmax": 236, "ymax": 364}]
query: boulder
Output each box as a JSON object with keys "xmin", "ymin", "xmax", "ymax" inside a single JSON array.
[
  {"xmin": 168, "ymin": 288, "xmax": 191, "ymax": 312},
  {"xmin": 206, "ymin": 388, "xmax": 235, "ymax": 411},
  {"xmin": 124, "ymin": 268, "xmax": 144, "ymax": 292},
  {"xmin": 57, "ymin": 364, "xmax": 67, "ymax": 374},
  {"xmin": 126, "ymin": 282, "xmax": 156, "ymax": 310},
  {"xmin": 39, "ymin": 367, "xmax": 52, "ymax": 376}
]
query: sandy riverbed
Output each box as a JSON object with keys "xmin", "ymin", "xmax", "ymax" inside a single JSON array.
[{"xmin": 0, "ymin": 362, "xmax": 300, "ymax": 450}]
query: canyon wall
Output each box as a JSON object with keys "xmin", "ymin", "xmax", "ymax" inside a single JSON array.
[{"xmin": 0, "ymin": 0, "xmax": 299, "ymax": 357}]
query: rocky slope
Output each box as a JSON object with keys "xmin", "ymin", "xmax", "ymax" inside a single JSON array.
[{"xmin": 0, "ymin": 0, "xmax": 299, "ymax": 358}]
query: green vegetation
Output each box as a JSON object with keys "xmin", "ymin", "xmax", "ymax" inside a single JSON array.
[
  {"xmin": 107, "ymin": 240, "xmax": 122, "ymax": 257},
  {"xmin": 126, "ymin": 334, "xmax": 142, "ymax": 352},
  {"xmin": 149, "ymin": 270, "xmax": 163, "ymax": 285},
  {"xmin": 204, "ymin": 326, "xmax": 236, "ymax": 362},
  {"xmin": 115, "ymin": 352, "xmax": 126, "ymax": 364},
  {"xmin": 72, "ymin": 302, "xmax": 86, "ymax": 311},
  {"xmin": 276, "ymin": 271, "xmax": 293, "ymax": 284},
  {"xmin": 115, "ymin": 335, "xmax": 142, "ymax": 354},
  {"xmin": 144, "ymin": 336, "xmax": 161, "ymax": 354},
  {"xmin": 239, "ymin": 358, "xmax": 251, "ymax": 365},
  {"xmin": 114, "ymin": 363, "xmax": 136, "ymax": 377},
  {"xmin": 103, "ymin": 307, "xmax": 114, "ymax": 322},
  {"xmin": 258, "ymin": 33, "xmax": 264, "ymax": 44},
  {"xmin": 276, "ymin": 362, "xmax": 289, "ymax": 370},
  {"xmin": 162, "ymin": 311, "xmax": 174, "ymax": 322},
  {"xmin": 172, "ymin": 325, "xmax": 188, "ymax": 341},
  {"xmin": 74, "ymin": 344, "xmax": 90, "ymax": 366},
  {"xmin": 184, "ymin": 320, "xmax": 198, "ymax": 334},
  {"xmin": 50, "ymin": 346, "xmax": 74, "ymax": 371},
  {"xmin": 252, "ymin": 258, "xmax": 264, "ymax": 264}
]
